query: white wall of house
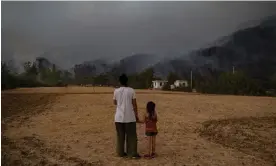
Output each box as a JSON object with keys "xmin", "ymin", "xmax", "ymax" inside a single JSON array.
[
  {"xmin": 174, "ymin": 80, "xmax": 188, "ymax": 88},
  {"xmin": 152, "ymin": 80, "xmax": 168, "ymax": 89}
]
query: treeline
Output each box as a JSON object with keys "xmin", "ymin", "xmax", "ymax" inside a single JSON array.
[
  {"xmin": 1, "ymin": 58, "xmax": 156, "ymax": 90},
  {"xmin": 73, "ymin": 67, "xmax": 156, "ymax": 89},
  {"xmin": 2, "ymin": 58, "xmax": 275, "ymax": 97},
  {"xmin": 161, "ymin": 70, "xmax": 276, "ymax": 96},
  {"xmin": 196, "ymin": 71, "xmax": 276, "ymax": 96},
  {"xmin": 1, "ymin": 59, "xmax": 73, "ymax": 90}
]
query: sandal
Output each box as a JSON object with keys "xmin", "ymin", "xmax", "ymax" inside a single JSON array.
[
  {"xmin": 144, "ymin": 154, "xmax": 153, "ymax": 159},
  {"xmin": 118, "ymin": 152, "xmax": 127, "ymax": 158},
  {"xmin": 131, "ymin": 154, "xmax": 141, "ymax": 159}
]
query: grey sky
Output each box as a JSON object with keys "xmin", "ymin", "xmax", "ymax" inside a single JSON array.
[{"xmin": 2, "ymin": 1, "xmax": 276, "ymax": 69}]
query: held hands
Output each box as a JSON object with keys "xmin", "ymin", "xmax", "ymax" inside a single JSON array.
[
  {"xmin": 136, "ymin": 119, "xmax": 144, "ymax": 124},
  {"xmin": 135, "ymin": 112, "xmax": 144, "ymax": 123},
  {"xmin": 135, "ymin": 113, "xmax": 142, "ymax": 123},
  {"xmin": 135, "ymin": 116, "xmax": 142, "ymax": 123},
  {"xmin": 136, "ymin": 117, "xmax": 142, "ymax": 123}
]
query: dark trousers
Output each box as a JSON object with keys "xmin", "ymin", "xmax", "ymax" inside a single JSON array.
[{"xmin": 115, "ymin": 122, "xmax": 138, "ymax": 157}]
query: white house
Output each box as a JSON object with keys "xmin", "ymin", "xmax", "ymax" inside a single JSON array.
[
  {"xmin": 152, "ymin": 80, "xmax": 168, "ymax": 89},
  {"xmin": 174, "ymin": 80, "xmax": 189, "ymax": 88}
]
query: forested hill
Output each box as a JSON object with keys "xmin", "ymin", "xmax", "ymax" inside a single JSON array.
[
  {"xmin": 153, "ymin": 16, "xmax": 276, "ymax": 82},
  {"xmin": 2, "ymin": 17, "xmax": 276, "ymax": 95}
]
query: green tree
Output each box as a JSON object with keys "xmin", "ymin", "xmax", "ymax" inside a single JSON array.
[
  {"xmin": 1, "ymin": 62, "xmax": 18, "ymax": 89},
  {"xmin": 140, "ymin": 68, "xmax": 154, "ymax": 88},
  {"xmin": 60, "ymin": 71, "xmax": 73, "ymax": 85},
  {"xmin": 93, "ymin": 74, "xmax": 108, "ymax": 85},
  {"xmin": 270, "ymin": 73, "xmax": 276, "ymax": 89},
  {"xmin": 47, "ymin": 64, "xmax": 61, "ymax": 85},
  {"xmin": 162, "ymin": 72, "xmax": 179, "ymax": 90},
  {"xmin": 167, "ymin": 72, "xmax": 180, "ymax": 85},
  {"xmin": 128, "ymin": 68, "xmax": 154, "ymax": 89},
  {"xmin": 197, "ymin": 71, "xmax": 266, "ymax": 96},
  {"xmin": 23, "ymin": 61, "xmax": 38, "ymax": 80}
]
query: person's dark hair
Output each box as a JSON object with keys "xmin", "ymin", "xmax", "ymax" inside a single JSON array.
[
  {"xmin": 119, "ymin": 74, "xmax": 128, "ymax": 86},
  {"xmin": 147, "ymin": 101, "xmax": 156, "ymax": 120}
]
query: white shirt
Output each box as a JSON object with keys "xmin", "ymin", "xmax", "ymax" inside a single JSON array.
[{"xmin": 113, "ymin": 87, "xmax": 136, "ymax": 123}]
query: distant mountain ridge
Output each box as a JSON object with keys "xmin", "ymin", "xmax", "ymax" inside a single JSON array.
[
  {"xmin": 3, "ymin": 16, "xmax": 276, "ymax": 83},
  {"xmin": 152, "ymin": 16, "xmax": 276, "ymax": 80},
  {"xmin": 116, "ymin": 54, "xmax": 161, "ymax": 74},
  {"xmin": 65, "ymin": 16, "xmax": 276, "ymax": 82},
  {"xmin": 73, "ymin": 53, "xmax": 161, "ymax": 76}
]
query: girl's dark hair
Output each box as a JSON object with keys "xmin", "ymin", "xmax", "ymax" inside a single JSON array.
[
  {"xmin": 147, "ymin": 101, "xmax": 156, "ymax": 120},
  {"xmin": 119, "ymin": 74, "xmax": 128, "ymax": 86}
]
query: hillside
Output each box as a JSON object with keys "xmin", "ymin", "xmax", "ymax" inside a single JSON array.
[
  {"xmin": 153, "ymin": 17, "xmax": 276, "ymax": 81},
  {"xmin": 73, "ymin": 54, "xmax": 161, "ymax": 77},
  {"xmin": 115, "ymin": 54, "xmax": 161, "ymax": 74},
  {"xmin": 3, "ymin": 16, "xmax": 276, "ymax": 92}
]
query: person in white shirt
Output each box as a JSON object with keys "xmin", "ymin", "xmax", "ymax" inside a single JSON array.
[{"xmin": 113, "ymin": 74, "xmax": 141, "ymax": 159}]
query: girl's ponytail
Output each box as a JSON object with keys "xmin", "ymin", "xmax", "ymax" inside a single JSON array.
[{"xmin": 147, "ymin": 101, "xmax": 156, "ymax": 120}]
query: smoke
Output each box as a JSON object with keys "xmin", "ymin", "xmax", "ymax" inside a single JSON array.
[{"xmin": 2, "ymin": 1, "xmax": 276, "ymax": 70}]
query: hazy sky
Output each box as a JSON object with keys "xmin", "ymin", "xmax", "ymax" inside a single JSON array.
[{"xmin": 2, "ymin": 1, "xmax": 276, "ymax": 68}]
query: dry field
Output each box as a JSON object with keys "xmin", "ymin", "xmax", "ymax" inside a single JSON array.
[{"xmin": 2, "ymin": 87, "xmax": 276, "ymax": 166}]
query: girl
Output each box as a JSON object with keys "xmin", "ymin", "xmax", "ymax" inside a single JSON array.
[{"xmin": 139, "ymin": 101, "xmax": 158, "ymax": 158}]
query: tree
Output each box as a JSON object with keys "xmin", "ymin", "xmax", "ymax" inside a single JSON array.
[
  {"xmin": 270, "ymin": 73, "xmax": 276, "ymax": 89},
  {"xmin": 140, "ymin": 68, "xmax": 154, "ymax": 88},
  {"xmin": 46, "ymin": 64, "xmax": 61, "ymax": 85},
  {"xmin": 195, "ymin": 71, "xmax": 266, "ymax": 96},
  {"xmin": 93, "ymin": 74, "xmax": 108, "ymax": 86},
  {"xmin": 23, "ymin": 61, "xmax": 32, "ymax": 73},
  {"xmin": 168, "ymin": 72, "xmax": 179, "ymax": 84},
  {"xmin": 128, "ymin": 68, "xmax": 154, "ymax": 89},
  {"xmin": 60, "ymin": 71, "xmax": 73, "ymax": 85},
  {"xmin": 1, "ymin": 62, "xmax": 18, "ymax": 89},
  {"xmin": 162, "ymin": 72, "xmax": 179, "ymax": 90},
  {"xmin": 23, "ymin": 61, "xmax": 38, "ymax": 80}
]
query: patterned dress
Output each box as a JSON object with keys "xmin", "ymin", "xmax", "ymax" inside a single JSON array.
[{"xmin": 145, "ymin": 113, "xmax": 158, "ymax": 136}]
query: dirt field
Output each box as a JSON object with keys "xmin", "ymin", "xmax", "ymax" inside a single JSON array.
[{"xmin": 2, "ymin": 87, "xmax": 276, "ymax": 166}]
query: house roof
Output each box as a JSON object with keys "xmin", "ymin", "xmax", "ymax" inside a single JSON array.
[
  {"xmin": 175, "ymin": 80, "xmax": 188, "ymax": 82},
  {"xmin": 152, "ymin": 80, "xmax": 168, "ymax": 82}
]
